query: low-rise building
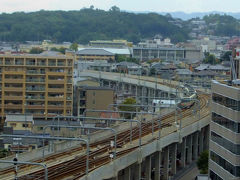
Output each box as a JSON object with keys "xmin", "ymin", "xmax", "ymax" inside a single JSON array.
[
  {"xmin": 76, "ymin": 86, "xmax": 115, "ymax": 119},
  {"xmin": 76, "ymin": 48, "xmax": 115, "ymax": 61}
]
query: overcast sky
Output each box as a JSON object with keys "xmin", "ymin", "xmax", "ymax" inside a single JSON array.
[{"xmin": 0, "ymin": 0, "xmax": 239, "ymax": 13}]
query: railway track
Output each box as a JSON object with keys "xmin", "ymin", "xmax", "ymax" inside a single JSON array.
[{"xmin": 0, "ymin": 94, "xmax": 210, "ymax": 180}]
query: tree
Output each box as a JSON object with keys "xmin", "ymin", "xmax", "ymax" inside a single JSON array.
[
  {"xmin": 50, "ymin": 47, "xmax": 66, "ymax": 54},
  {"xmin": 118, "ymin": 98, "xmax": 137, "ymax": 119},
  {"xmin": 203, "ymin": 52, "xmax": 218, "ymax": 65},
  {"xmin": 197, "ymin": 150, "xmax": 209, "ymax": 174},
  {"xmin": 115, "ymin": 54, "xmax": 139, "ymax": 64},
  {"xmin": 70, "ymin": 43, "xmax": 78, "ymax": 51},
  {"xmin": 0, "ymin": 149, "xmax": 10, "ymax": 158},
  {"xmin": 221, "ymin": 51, "xmax": 232, "ymax": 61},
  {"xmin": 29, "ymin": 47, "xmax": 44, "ymax": 54},
  {"xmin": 109, "ymin": 6, "xmax": 120, "ymax": 12}
]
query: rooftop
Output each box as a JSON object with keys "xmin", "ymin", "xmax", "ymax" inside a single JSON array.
[
  {"xmin": 79, "ymin": 86, "xmax": 113, "ymax": 91},
  {"xmin": 77, "ymin": 48, "xmax": 114, "ymax": 56},
  {"xmin": 0, "ymin": 52, "xmax": 71, "ymax": 59},
  {"xmin": 5, "ymin": 114, "xmax": 34, "ymax": 123},
  {"xmin": 213, "ymin": 80, "xmax": 240, "ymax": 89}
]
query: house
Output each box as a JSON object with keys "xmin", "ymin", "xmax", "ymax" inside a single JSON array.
[{"xmin": 115, "ymin": 61, "xmax": 142, "ymax": 75}]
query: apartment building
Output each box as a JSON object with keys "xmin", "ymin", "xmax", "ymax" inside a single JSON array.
[
  {"xmin": 0, "ymin": 53, "xmax": 73, "ymax": 127},
  {"xmin": 210, "ymin": 80, "xmax": 240, "ymax": 180}
]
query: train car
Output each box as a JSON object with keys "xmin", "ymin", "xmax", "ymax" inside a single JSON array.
[{"xmin": 178, "ymin": 100, "xmax": 195, "ymax": 109}]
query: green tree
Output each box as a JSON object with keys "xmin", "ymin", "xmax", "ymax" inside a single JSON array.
[
  {"xmin": 70, "ymin": 43, "xmax": 78, "ymax": 51},
  {"xmin": 0, "ymin": 149, "xmax": 10, "ymax": 158},
  {"xmin": 115, "ymin": 54, "xmax": 139, "ymax": 64},
  {"xmin": 0, "ymin": 9, "xmax": 190, "ymax": 44},
  {"xmin": 203, "ymin": 52, "xmax": 218, "ymax": 65},
  {"xmin": 109, "ymin": 6, "xmax": 120, "ymax": 12},
  {"xmin": 50, "ymin": 47, "xmax": 66, "ymax": 54},
  {"xmin": 119, "ymin": 98, "xmax": 137, "ymax": 119},
  {"xmin": 29, "ymin": 47, "xmax": 44, "ymax": 54},
  {"xmin": 221, "ymin": 51, "xmax": 232, "ymax": 61},
  {"xmin": 197, "ymin": 150, "xmax": 209, "ymax": 174},
  {"xmin": 150, "ymin": 68, "xmax": 156, "ymax": 76}
]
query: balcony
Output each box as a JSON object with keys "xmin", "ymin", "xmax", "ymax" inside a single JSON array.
[
  {"xmin": 48, "ymin": 79, "xmax": 65, "ymax": 84},
  {"xmin": 67, "ymin": 97, "xmax": 72, "ymax": 101},
  {"xmin": 26, "ymin": 62, "xmax": 36, "ymax": 66},
  {"xmin": 4, "ymin": 96, "xmax": 23, "ymax": 100},
  {"xmin": 5, "ymin": 61, "xmax": 13, "ymax": 65},
  {"xmin": 4, "ymin": 104, "xmax": 22, "ymax": 109},
  {"xmin": 25, "ymin": 105, "xmax": 45, "ymax": 109},
  {"xmin": 48, "ymin": 62, "xmax": 56, "ymax": 66},
  {"xmin": 5, "ymin": 79, "xmax": 24, "ymax": 83},
  {"xmin": 4, "ymin": 87, "xmax": 23, "ymax": 91},
  {"xmin": 57, "ymin": 62, "xmax": 65, "ymax": 66},
  {"xmin": 26, "ymin": 96, "xmax": 45, "ymax": 100},
  {"xmin": 48, "ymin": 97, "xmax": 64, "ymax": 101},
  {"xmin": 67, "ymin": 79, "xmax": 72, "ymax": 83},
  {"xmin": 48, "ymin": 88, "xmax": 64, "ymax": 92},
  {"xmin": 27, "ymin": 70, "xmax": 45, "ymax": 75},
  {"xmin": 26, "ymin": 79, "xmax": 45, "ymax": 83},
  {"xmin": 26, "ymin": 87, "xmax": 45, "ymax": 91},
  {"xmin": 15, "ymin": 62, "xmax": 24, "ymax": 65},
  {"xmin": 37, "ymin": 62, "xmax": 46, "ymax": 66},
  {"xmin": 47, "ymin": 105, "xmax": 64, "ymax": 109}
]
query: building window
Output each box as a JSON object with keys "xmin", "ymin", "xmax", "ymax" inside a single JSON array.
[
  {"xmin": 37, "ymin": 127, "xmax": 43, "ymax": 131},
  {"xmin": 212, "ymin": 112, "xmax": 240, "ymax": 133},
  {"xmin": 209, "ymin": 170, "xmax": 223, "ymax": 180},
  {"xmin": 211, "ymin": 131, "xmax": 240, "ymax": 155},
  {"xmin": 51, "ymin": 127, "xmax": 60, "ymax": 131},
  {"xmin": 212, "ymin": 93, "xmax": 240, "ymax": 111},
  {"xmin": 92, "ymin": 100, "xmax": 95, "ymax": 104},
  {"xmin": 210, "ymin": 151, "xmax": 240, "ymax": 177},
  {"xmin": 10, "ymin": 123, "xmax": 16, "ymax": 127},
  {"xmin": 22, "ymin": 124, "xmax": 29, "ymax": 128}
]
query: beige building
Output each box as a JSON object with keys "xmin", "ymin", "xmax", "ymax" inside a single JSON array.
[
  {"xmin": 210, "ymin": 52, "xmax": 240, "ymax": 180},
  {"xmin": 0, "ymin": 53, "xmax": 74, "ymax": 127},
  {"xmin": 77, "ymin": 86, "xmax": 114, "ymax": 118},
  {"xmin": 3, "ymin": 114, "xmax": 37, "ymax": 151}
]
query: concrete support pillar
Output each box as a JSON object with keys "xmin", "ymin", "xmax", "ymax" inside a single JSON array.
[
  {"xmin": 154, "ymin": 151, "xmax": 161, "ymax": 180},
  {"xmin": 204, "ymin": 126, "xmax": 210, "ymax": 150},
  {"xmin": 135, "ymin": 86, "xmax": 138, "ymax": 96},
  {"xmin": 181, "ymin": 137, "xmax": 186, "ymax": 168},
  {"xmin": 109, "ymin": 81, "xmax": 111, "ymax": 88},
  {"xmin": 145, "ymin": 156, "xmax": 152, "ymax": 180},
  {"xmin": 187, "ymin": 135, "xmax": 193, "ymax": 164},
  {"xmin": 133, "ymin": 163, "xmax": 141, "ymax": 180},
  {"xmin": 192, "ymin": 132, "xmax": 199, "ymax": 161},
  {"xmin": 199, "ymin": 129, "xmax": 204, "ymax": 154},
  {"xmin": 129, "ymin": 84, "xmax": 132, "ymax": 93},
  {"xmin": 124, "ymin": 166, "xmax": 131, "ymax": 180},
  {"xmin": 171, "ymin": 143, "xmax": 177, "ymax": 175},
  {"xmin": 163, "ymin": 146, "xmax": 169, "ymax": 180}
]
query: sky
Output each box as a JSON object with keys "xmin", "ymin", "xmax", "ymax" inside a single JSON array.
[{"xmin": 0, "ymin": 0, "xmax": 239, "ymax": 13}]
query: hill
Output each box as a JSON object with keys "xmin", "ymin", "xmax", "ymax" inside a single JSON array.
[
  {"xmin": 0, "ymin": 7, "xmax": 189, "ymax": 44},
  {"xmin": 203, "ymin": 14, "xmax": 240, "ymax": 36}
]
